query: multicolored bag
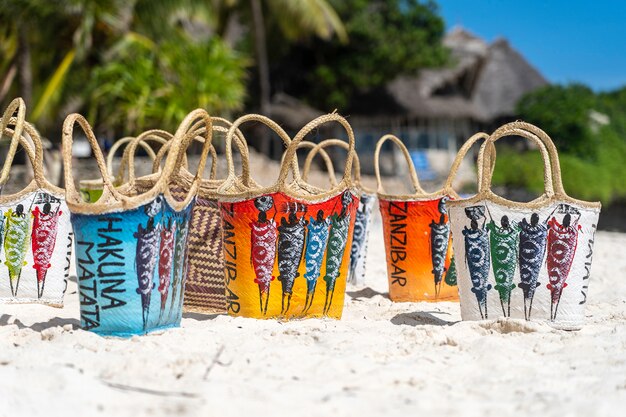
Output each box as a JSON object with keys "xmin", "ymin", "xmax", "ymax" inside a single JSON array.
[
  {"xmin": 62, "ymin": 110, "xmax": 212, "ymax": 336},
  {"xmin": 301, "ymin": 139, "xmax": 376, "ymax": 287},
  {"xmin": 374, "ymin": 133, "xmax": 490, "ymax": 302},
  {"xmin": 218, "ymin": 114, "xmax": 359, "ymax": 319},
  {"xmin": 131, "ymin": 118, "xmax": 249, "ymax": 314},
  {"xmin": 447, "ymin": 122, "xmax": 601, "ymax": 329},
  {"xmin": 0, "ymin": 98, "xmax": 73, "ymax": 307}
]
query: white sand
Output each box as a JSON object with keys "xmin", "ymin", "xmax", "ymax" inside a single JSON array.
[{"xmin": 1, "ymin": 209, "xmax": 624, "ymax": 417}]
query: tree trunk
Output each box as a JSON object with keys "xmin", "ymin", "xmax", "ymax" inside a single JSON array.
[
  {"xmin": 250, "ymin": 0, "xmax": 271, "ymax": 116},
  {"xmin": 250, "ymin": 0, "xmax": 272, "ymax": 158},
  {"xmin": 16, "ymin": 22, "xmax": 33, "ymax": 108},
  {"xmin": 0, "ymin": 60, "xmax": 17, "ymax": 103}
]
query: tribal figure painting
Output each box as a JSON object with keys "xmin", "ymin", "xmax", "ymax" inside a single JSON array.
[
  {"xmin": 448, "ymin": 122, "xmax": 600, "ymax": 329},
  {"xmin": 218, "ymin": 114, "xmax": 358, "ymax": 319},
  {"xmin": 374, "ymin": 132, "xmax": 491, "ymax": 302},
  {"xmin": 62, "ymin": 110, "xmax": 213, "ymax": 336},
  {"xmin": 301, "ymin": 139, "xmax": 377, "ymax": 288},
  {"xmin": 130, "ymin": 119, "xmax": 250, "ymax": 315},
  {"xmin": 0, "ymin": 98, "xmax": 73, "ymax": 307}
]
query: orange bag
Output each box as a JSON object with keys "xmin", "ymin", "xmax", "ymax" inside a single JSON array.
[
  {"xmin": 374, "ymin": 133, "xmax": 490, "ymax": 302},
  {"xmin": 217, "ymin": 114, "xmax": 359, "ymax": 319}
]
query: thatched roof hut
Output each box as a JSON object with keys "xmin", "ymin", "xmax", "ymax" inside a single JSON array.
[
  {"xmin": 266, "ymin": 28, "xmax": 548, "ymax": 177},
  {"xmin": 350, "ymin": 27, "xmax": 548, "ymax": 124}
]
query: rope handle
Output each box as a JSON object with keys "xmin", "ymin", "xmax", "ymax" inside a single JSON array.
[
  {"xmin": 212, "ymin": 117, "xmax": 251, "ymax": 187},
  {"xmin": 222, "ymin": 114, "xmax": 297, "ymax": 192},
  {"xmin": 301, "ymin": 139, "xmax": 369, "ymax": 192},
  {"xmin": 150, "ymin": 117, "xmax": 252, "ymax": 185},
  {"xmin": 296, "ymin": 141, "xmax": 337, "ymax": 187},
  {"xmin": 112, "ymin": 134, "xmax": 168, "ymax": 186},
  {"xmin": 279, "ymin": 113, "xmax": 355, "ymax": 193},
  {"xmin": 62, "ymin": 109, "xmax": 214, "ymax": 207},
  {"xmin": 1, "ymin": 123, "xmax": 39, "ymax": 179},
  {"xmin": 374, "ymin": 134, "xmax": 424, "ymax": 195},
  {"xmin": 150, "ymin": 135, "xmax": 215, "ymax": 181},
  {"xmin": 442, "ymin": 132, "xmax": 495, "ymax": 198},
  {"xmin": 0, "ymin": 98, "xmax": 48, "ymax": 191},
  {"xmin": 125, "ymin": 130, "xmax": 190, "ymax": 188},
  {"xmin": 165, "ymin": 109, "xmax": 214, "ymax": 192},
  {"xmin": 479, "ymin": 122, "xmax": 558, "ymax": 201},
  {"xmin": 62, "ymin": 114, "xmax": 124, "ymax": 205}
]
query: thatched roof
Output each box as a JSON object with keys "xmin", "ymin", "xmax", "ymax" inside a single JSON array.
[
  {"xmin": 471, "ymin": 37, "xmax": 548, "ymax": 120},
  {"xmin": 351, "ymin": 27, "xmax": 548, "ymax": 122}
]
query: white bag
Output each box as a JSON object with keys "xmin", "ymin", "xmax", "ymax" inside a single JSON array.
[
  {"xmin": 448, "ymin": 121, "xmax": 601, "ymax": 329},
  {"xmin": 0, "ymin": 98, "xmax": 73, "ymax": 307}
]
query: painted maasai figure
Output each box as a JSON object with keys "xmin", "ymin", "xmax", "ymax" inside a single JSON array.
[
  {"xmin": 31, "ymin": 203, "xmax": 62, "ymax": 298},
  {"xmin": 486, "ymin": 216, "xmax": 520, "ymax": 317},
  {"xmin": 429, "ymin": 197, "xmax": 451, "ymax": 297},
  {"xmin": 463, "ymin": 214, "xmax": 491, "ymax": 319},
  {"xmin": 518, "ymin": 213, "xmax": 547, "ymax": 320},
  {"xmin": 4, "ymin": 204, "xmax": 32, "ymax": 297},
  {"xmin": 157, "ymin": 218, "xmax": 176, "ymax": 318},
  {"xmin": 444, "ymin": 255, "xmax": 457, "ymax": 286},
  {"xmin": 170, "ymin": 214, "xmax": 190, "ymax": 317},
  {"xmin": 303, "ymin": 209, "xmax": 331, "ymax": 312},
  {"xmin": 277, "ymin": 207, "xmax": 307, "ymax": 314},
  {"xmin": 134, "ymin": 216, "xmax": 161, "ymax": 330},
  {"xmin": 250, "ymin": 196, "xmax": 277, "ymax": 315},
  {"xmin": 546, "ymin": 211, "xmax": 581, "ymax": 320},
  {"xmin": 323, "ymin": 191, "xmax": 353, "ymax": 315},
  {"xmin": 348, "ymin": 194, "xmax": 373, "ymax": 285}
]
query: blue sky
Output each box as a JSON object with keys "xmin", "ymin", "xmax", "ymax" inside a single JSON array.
[{"xmin": 436, "ymin": 0, "xmax": 626, "ymax": 91}]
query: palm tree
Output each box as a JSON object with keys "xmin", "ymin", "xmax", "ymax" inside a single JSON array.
[
  {"xmin": 214, "ymin": 0, "xmax": 347, "ymax": 115},
  {"xmin": 0, "ymin": 0, "xmax": 125, "ymax": 121}
]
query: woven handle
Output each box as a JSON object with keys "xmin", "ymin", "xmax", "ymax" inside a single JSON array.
[
  {"xmin": 164, "ymin": 109, "xmax": 214, "ymax": 194},
  {"xmin": 442, "ymin": 132, "xmax": 495, "ymax": 198},
  {"xmin": 110, "ymin": 135, "xmax": 163, "ymax": 185},
  {"xmin": 222, "ymin": 114, "xmax": 296, "ymax": 192},
  {"xmin": 374, "ymin": 134, "xmax": 424, "ymax": 195},
  {"xmin": 301, "ymin": 138, "xmax": 371, "ymax": 193},
  {"xmin": 212, "ymin": 117, "xmax": 251, "ymax": 186},
  {"xmin": 2, "ymin": 124, "xmax": 37, "ymax": 176},
  {"xmin": 62, "ymin": 114, "xmax": 124, "ymax": 205},
  {"xmin": 0, "ymin": 98, "xmax": 49, "ymax": 193},
  {"xmin": 125, "ymin": 130, "xmax": 183, "ymax": 188},
  {"xmin": 151, "ymin": 135, "xmax": 215, "ymax": 181},
  {"xmin": 279, "ymin": 113, "xmax": 355, "ymax": 194},
  {"xmin": 297, "ymin": 141, "xmax": 337, "ymax": 186},
  {"xmin": 478, "ymin": 121, "xmax": 558, "ymax": 201},
  {"xmin": 150, "ymin": 117, "xmax": 254, "ymax": 185}
]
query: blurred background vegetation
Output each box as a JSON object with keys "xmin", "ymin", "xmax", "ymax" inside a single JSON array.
[{"xmin": 1, "ymin": 0, "xmax": 625, "ymax": 208}]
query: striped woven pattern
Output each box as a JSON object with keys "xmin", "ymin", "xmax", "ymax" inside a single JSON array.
[
  {"xmin": 133, "ymin": 181, "xmax": 226, "ymax": 313},
  {"xmin": 183, "ymin": 196, "xmax": 225, "ymax": 313}
]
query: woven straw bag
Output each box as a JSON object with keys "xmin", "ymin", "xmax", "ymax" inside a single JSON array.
[
  {"xmin": 301, "ymin": 139, "xmax": 376, "ymax": 287},
  {"xmin": 62, "ymin": 110, "xmax": 212, "ymax": 336},
  {"xmin": 0, "ymin": 98, "xmax": 73, "ymax": 307},
  {"xmin": 131, "ymin": 118, "xmax": 251, "ymax": 314},
  {"xmin": 374, "ymin": 132, "xmax": 491, "ymax": 302},
  {"xmin": 217, "ymin": 113, "xmax": 359, "ymax": 319},
  {"xmin": 447, "ymin": 121, "xmax": 601, "ymax": 329}
]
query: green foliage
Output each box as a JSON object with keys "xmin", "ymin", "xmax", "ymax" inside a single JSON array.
[
  {"xmin": 495, "ymin": 85, "xmax": 626, "ymax": 204},
  {"xmin": 87, "ymin": 34, "xmax": 248, "ymax": 134},
  {"xmin": 270, "ymin": 0, "xmax": 448, "ymax": 110},
  {"xmin": 266, "ymin": 0, "xmax": 347, "ymax": 42},
  {"xmin": 515, "ymin": 84, "xmax": 599, "ymax": 159},
  {"xmin": 0, "ymin": 0, "xmax": 253, "ymax": 137}
]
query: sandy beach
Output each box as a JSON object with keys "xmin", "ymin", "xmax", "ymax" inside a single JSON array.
[{"xmin": 1, "ymin": 204, "xmax": 624, "ymax": 417}]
